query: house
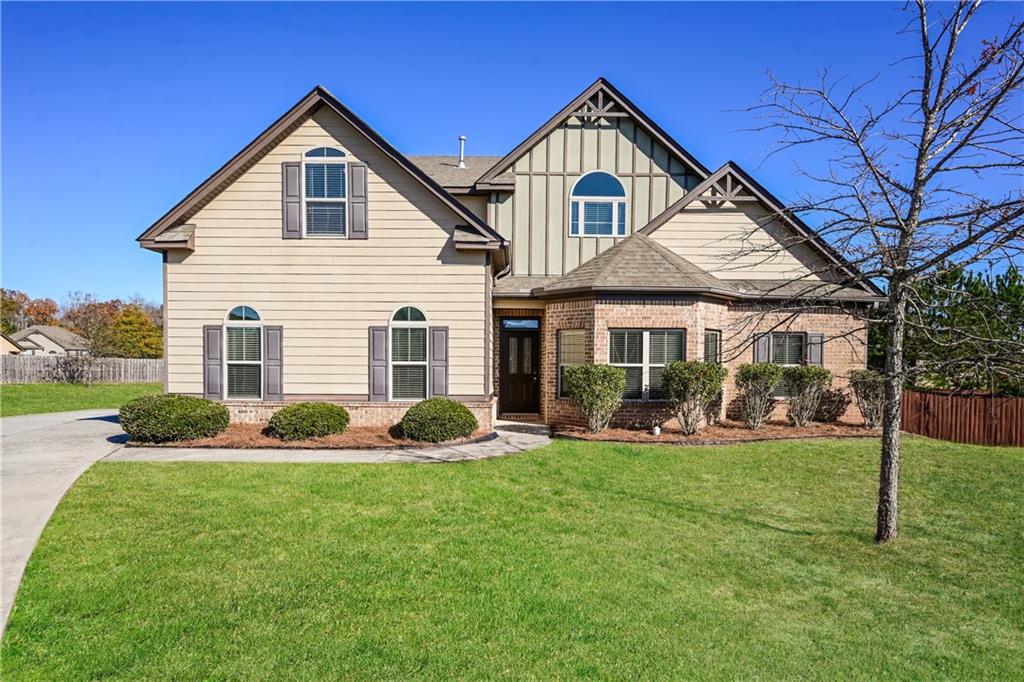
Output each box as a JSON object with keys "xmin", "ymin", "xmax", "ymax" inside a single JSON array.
[
  {"xmin": 2, "ymin": 332, "xmax": 25, "ymax": 355},
  {"xmin": 9, "ymin": 326, "xmax": 89, "ymax": 356},
  {"xmin": 138, "ymin": 79, "xmax": 881, "ymax": 428}
]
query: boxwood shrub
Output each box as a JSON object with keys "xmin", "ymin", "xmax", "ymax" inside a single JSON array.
[
  {"xmin": 735, "ymin": 363, "xmax": 784, "ymax": 429},
  {"xmin": 268, "ymin": 402, "xmax": 350, "ymax": 441},
  {"xmin": 661, "ymin": 360, "xmax": 729, "ymax": 435},
  {"xmin": 563, "ymin": 364, "xmax": 627, "ymax": 433},
  {"xmin": 399, "ymin": 397, "xmax": 479, "ymax": 443},
  {"xmin": 782, "ymin": 365, "xmax": 833, "ymax": 427},
  {"xmin": 119, "ymin": 394, "xmax": 229, "ymax": 443}
]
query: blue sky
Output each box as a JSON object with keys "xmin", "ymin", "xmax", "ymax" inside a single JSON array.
[{"xmin": 1, "ymin": 1, "xmax": 1018, "ymax": 303}]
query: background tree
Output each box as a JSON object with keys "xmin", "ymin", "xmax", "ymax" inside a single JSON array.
[
  {"xmin": 60, "ymin": 291, "xmax": 124, "ymax": 340},
  {"xmin": 1, "ymin": 289, "xmax": 29, "ymax": 334},
  {"xmin": 93, "ymin": 305, "xmax": 163, "ymax": 358},
  {"xmin": 741, "ymin": 1, "xmax": 1023, "ymax": 542}
]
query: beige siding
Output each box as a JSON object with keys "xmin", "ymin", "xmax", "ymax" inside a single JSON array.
[
  {"xmin": 489, "ymin": 116, "xmax": 701, "ymax": 277},
  {"xmin": 165, "ymin": 107, "xmax": 489, "ymax": 397},
  {"xmin": 650, "ymin": 202, "xmax": 830, "ymax": 280}
]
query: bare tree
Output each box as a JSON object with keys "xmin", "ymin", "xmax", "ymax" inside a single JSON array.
[{"xmin": 738, "ymin": 1, "xmax": 1023, "ymax": 542}]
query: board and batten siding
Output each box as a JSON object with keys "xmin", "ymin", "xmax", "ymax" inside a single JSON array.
[
  {"xmin": 165, "ymin": 107, "xmax": 489, "ymax": 398},
  {"xmin": 649, "ymin": 202, "xmax": 830, "ymax": 280},
  {"xmin": 488, "ymin": 116, "xmax": 701, "ymax": 277}
]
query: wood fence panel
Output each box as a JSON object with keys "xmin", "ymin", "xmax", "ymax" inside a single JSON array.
[
  {"xmin": 901, "ymin": 389, "xmax": 1023, "ymax": 447},
  {"xmin": 1, "ymin": 356, "xmax": 165, "ymax": 385}
]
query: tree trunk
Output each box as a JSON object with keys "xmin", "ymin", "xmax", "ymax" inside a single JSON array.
[{"xmin": 876, "ymin": 284, "xmax": 908, "ymax": 543}]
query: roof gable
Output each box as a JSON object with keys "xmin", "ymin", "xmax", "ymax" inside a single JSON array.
[
  {"xmin": 11, "ymin": 325, "xmax": 89, "ymax": 350},
  {"xmin": 474, "ymin": 78, "xmax": 710, "ymax": 189},
  {"xmin": 640, "ymin": 162, "xmax": 883, "ymax": 296},
  {"xmin": 138, "ymin": 86, "xmax": 504, "ymax": 249}
]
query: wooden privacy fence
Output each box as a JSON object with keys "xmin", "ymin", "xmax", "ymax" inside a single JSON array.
[
  {"xmin": 1, "ymin": 356, "xmax": 165, "ymax": 384},
  {"xmin": 901, "ymin": 389, "xmax": 1024, "ymax": 447}
]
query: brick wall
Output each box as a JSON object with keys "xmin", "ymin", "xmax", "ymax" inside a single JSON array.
[{"xmin": 225, "ymin": 400, "xmax": 494, "ymax": 430}]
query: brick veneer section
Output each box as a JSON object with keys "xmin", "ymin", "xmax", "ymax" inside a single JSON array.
[
  {"xmin": 225, "ymin": 400, "xmax": 493, "ymax": 430},
  {"xmin": 530, "ymin": 295, "xmax": 868, "ymax": 427}
]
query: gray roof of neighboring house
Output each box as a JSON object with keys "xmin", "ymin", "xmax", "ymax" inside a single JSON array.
[
  {"xmin": 10, "ymin": 325, "xmax": 89, "ymax": 350},
  {"xmin": 534, "ymin": 234, "xmax": 736, "ymax": 298},
  {"xmin": 408, "ymin": 156, "xmax": 512, "ymax": 190}
]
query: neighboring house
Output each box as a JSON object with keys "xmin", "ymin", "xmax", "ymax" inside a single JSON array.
[
  {"xmin": 9, "ymin": 326, "xmax": 89, "ymax": 356},
  {"xmin": 2, "ymin": 332, "xmax": 25, "ymax": 355},
  {"xmin": 139, "ymin": 79, "xmax": 881, "ymax": 428}
]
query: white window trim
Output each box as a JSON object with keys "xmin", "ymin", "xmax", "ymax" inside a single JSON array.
[
  {"xmin": 223, "ymin": 306, "xmax": 263, "ymax": 401},
  {"xmin": 569, "ymin": 172, "xmax": 627, "ymax": 238},
  {"xmin": 388, "ymin": 306, "xmax": 429, "ymax": 402},
  {"xmin": 608, "ymin": 329, "xmax": 684, "ymax": 402},
  {"xmin": 704, "ymin": 329, "xmax": 722, "ymax": 363},
  {"xmin": 769, "ymin": 332, "xmax": 807, "ymax": 399},
  {"xmin": 301, "ymin": 148, "xmax": 348, "ymax": 239}
]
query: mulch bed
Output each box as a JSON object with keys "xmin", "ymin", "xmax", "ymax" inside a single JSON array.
[
  {"xmin": 555, "ymin": 419, "xmax": 879, "ymax": 445},
  {"xmin": 136, "ymin": 423, "xmax": 496, "ymax": 450}
]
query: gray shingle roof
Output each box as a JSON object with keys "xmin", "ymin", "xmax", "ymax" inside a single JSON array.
[
  {"xmin": 408, "ymin": 156, "xmax": 512, "ymax": 189},
  {"xmin": 721, "ymin": 279, "xmax": 881, "ymax": 301},
  {"xmin": 536, "ymin": 234, "xmax": 735, "ymax": 297},
  {"xmin": 493, "ymin": 275, "xmax": 562, "ymax": 297},
  {"xmin": 10, "ymin": 325, "xmax": 89, "ymax": 350}
]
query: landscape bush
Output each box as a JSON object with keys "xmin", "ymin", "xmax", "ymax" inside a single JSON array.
[
  {"xmin": 782, "ymin": 366, "xmax": 833, "ymax": 427},
  {"xmin": 268, "ymin": 402, "xmax": 350, "ymax": 441},
  {"xmin": 661, "ymin": 361, "xmax": 729, "ymax": 435},
  {"xmin": 814, "ymin": 388, "xmax": 852, "ymax": 423},
  {"xmin": 850, "ymin": 369, "xmax": 885, "ymax": 429},
  {"xmin": 734, "ymin": 363, "xmax": 784, "ymax": 429},
  {"xmin": 399, "ymin": 397, "xmax": 478, "ymax": 443},
  {"xmin": 563, "ymin": 364, "xmax": 626, "ymax": 433},
  {"xmin": 119, "ymin": 394, "xmax": 229, "ymax": 443}
]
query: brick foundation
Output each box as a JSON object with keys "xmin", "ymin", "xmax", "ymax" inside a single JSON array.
[{"xmin": 225, "ymin": 399, "xmax": 494, "ymax": 430}]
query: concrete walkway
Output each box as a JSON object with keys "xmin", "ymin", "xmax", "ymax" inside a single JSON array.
[{"xmin": 1, "ymin": 409, "xmax": 550, "ymax": 633}]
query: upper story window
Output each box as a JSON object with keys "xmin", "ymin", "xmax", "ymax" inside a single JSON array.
[
  {"xmin": 224, "ymin": 306, "xmax": 262, "ymax": 399},
  {"xmin": 570, "ymin": 171, "xmax": 627, "ymax": 238},
  {"xmin": 303, "ymin": 147, "xmax": 347, "ymax": 237}
]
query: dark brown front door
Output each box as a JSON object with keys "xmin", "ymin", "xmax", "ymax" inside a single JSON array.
[{"xmin": 500, "ymin": 329, "xmax": 540, "ymax": 414}]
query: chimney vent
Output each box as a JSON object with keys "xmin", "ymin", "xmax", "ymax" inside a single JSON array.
[{"xmin": 457, "ymin": 135, "xmax": 467, "ymax": 169}]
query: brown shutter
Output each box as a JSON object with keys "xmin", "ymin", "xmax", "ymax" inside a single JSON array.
[
  {"xmin": 753, "ymin": 333, "xmax": 770, "ymax": 362},
  {"xmin": 263, "ymin": 325, "xmax": 284, "ymax": 401},
  {"xmin": 429, "ymin": 326, "xmax": 449, "ymax": 397},
  {"xmin": 369, "ymin": 326, "xmax": 388, "ymax": 401},
  {"xmin": 203, "ymin": 325, "xmax": 223, "ymax": 400},
  {"xmin": 348, "ymin": 162, "xmax": 368, "ymax": 239},
  {"xmin": 806, "ymin": 333, "xmax": 824, "ymax": 366},
  {"xmin": 282, "ymin": 161, "xmax": 302, "ymax": 239}
]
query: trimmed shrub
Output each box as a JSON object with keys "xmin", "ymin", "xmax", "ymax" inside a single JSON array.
[
  {"xmin": 268, "ymin": 402, "xmax": 350, "ymax": 441},
  {"xmin": 735, "ymin": 363, "xmax": 784, "ymax": 429},
  {"xmin": 850, "ymin": 369, "xmax": 885, "ymax": 429},
  {"xmin": 661, "ymin": 361, "xmax": 729, "ymax": 435},
  {"xmin": 814, "ymin": 388, "xmax": 852, "ymax": 423},
  {"xmin": 399, "ymin": 397, "xmax": 478, "ymax": 443},
  {"xmin": 119, "ymin": 394, "xmax": 229, "ymax": 443},
  {"xmin": 563, "ymin": 364, "xmax": 626, "ymax": 433},
  {"xmin": 783, "ymin": 366, "xmax": 833, "ymax": 427}
]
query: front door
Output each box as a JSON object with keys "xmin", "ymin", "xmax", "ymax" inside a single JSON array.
[{"xmin": 500, "ymin": 328, "xmax": 540, "ymax": 414}]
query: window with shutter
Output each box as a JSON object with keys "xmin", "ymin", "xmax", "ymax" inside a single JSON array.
[
  {"xmin": 302, "ymin": 147, "xmax": 348, "ymax": 237},
  {"xmin": 224, "ymin": 306, "xmax": 263, "ymax": 399},
  {"xmin": 770, "ymin": 332, "xmax": 806, "ymax": 397},
  {"xmin": 390, "ymin": 307, "xmax": 428, "ymax": 400},
  {"xmin": 558, "ymin": 329, "xmax": 586, "ymax": 398},
  {"xmin": 610, "ymin": 329, "xmax": 684, "ymax": 401}
]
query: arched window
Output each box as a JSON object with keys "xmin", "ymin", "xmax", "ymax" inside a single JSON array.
[
  {"xmin": 303, "ymin": 147, "xmax": 348, "ymax": 237},
  {"xmin": 570, "ymin": 171, "xmax": 627, "ymax": 237},
  {"xmin": 224, "ymin": 306, "xmax": 262, "ymax": 399},
  {"xmin": 390, "ymin": 306, "xmax": 428, "ymax": 400}
]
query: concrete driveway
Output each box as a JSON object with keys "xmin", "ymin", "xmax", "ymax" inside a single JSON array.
[{"xmin": 1, "ymin": 409, "xmax": 126, "ymax": 633}]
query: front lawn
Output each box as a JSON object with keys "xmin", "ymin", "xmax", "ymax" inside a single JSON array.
[
  {"xmin": 0, "ymin": 382, "xmax": 161, "ymax": 416},
  {"xmin": 3, "ymin": 438, "xmax": 1021, "ymax": 679}
]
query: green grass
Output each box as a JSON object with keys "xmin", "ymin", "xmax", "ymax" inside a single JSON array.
[
  {"xmin": 3, "ymin": 438, "xmax": 1022, "ymax": 679},
  {"xmin": 0, "ymin": 383, "xmax": 161, "ymax": 416}
]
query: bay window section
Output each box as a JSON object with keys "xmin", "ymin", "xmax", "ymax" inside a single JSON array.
[
  {"xmin": 704, "ymin": 329, "xmax": 722, "ymax": 363},
  {"xmin": 610, "ymin": 329, "xmax": 684, "ymax": 401}
]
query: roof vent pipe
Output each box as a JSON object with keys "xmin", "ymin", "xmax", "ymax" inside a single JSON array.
[{"xmin": 457, "ymin": 135, "xmax": 467, "ymax": 169}]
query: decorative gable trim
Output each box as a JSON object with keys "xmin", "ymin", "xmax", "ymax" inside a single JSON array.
[
  {"xmin": 639, "ymin": 162, "xmax": 884, "ymax": 297},
  {"xmin": 473, "ymin": 77, "xmax": 711, "ymax": 189},
  {"xmin": 137, "ymin": 86, "xmax": 505, "ymax": 252}
]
